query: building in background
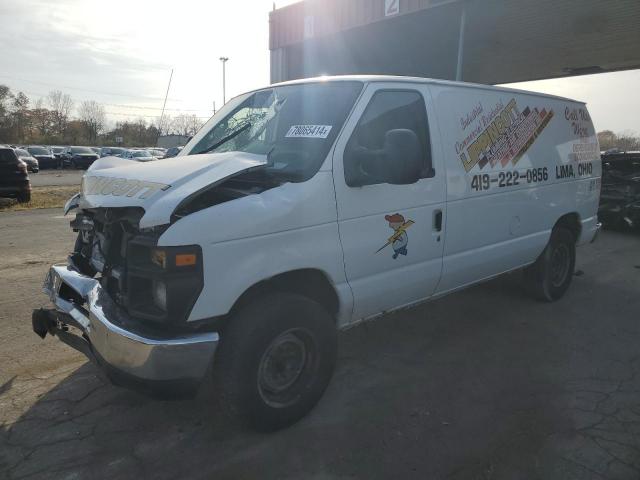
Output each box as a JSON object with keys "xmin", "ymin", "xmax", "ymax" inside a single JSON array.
[{"xmin": 269, "ymin": 0, "xmax": 640, "ymax": 84}]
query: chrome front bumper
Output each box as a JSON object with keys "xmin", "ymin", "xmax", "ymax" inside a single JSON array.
[{"xmin": 35, "ymin": 264, "xmax": 218, "ymax": 396}]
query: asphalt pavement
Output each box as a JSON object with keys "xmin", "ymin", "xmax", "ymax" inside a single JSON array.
[
  {"xmin": 1, "ymin": 208, "xmax": 639, "ymax": 479},
  {"xmin": 29, "ymin": 170, "xmax": 83, "ymax": 187}
]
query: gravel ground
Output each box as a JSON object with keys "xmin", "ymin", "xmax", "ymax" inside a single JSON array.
[{"xmin": 1, "ymin": 209, "xmax": 639, "ymax": 480}]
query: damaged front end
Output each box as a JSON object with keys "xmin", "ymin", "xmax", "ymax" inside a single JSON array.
[
  {"xmin": 32, "ymin": 151, "xmax": 281, "ymax": 396},
  {"xmin": 71, "ymin": 207, "xmax": 205, "ymax": 321},
  {"xmin": 598, "ymin": 153, "xmax": 640, "ymax": 229},
  {"xmin": 32, "ymin": 205, "xmax": 218, "ymax": 397}
]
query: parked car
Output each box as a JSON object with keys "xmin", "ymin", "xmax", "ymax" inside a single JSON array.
[
  {"xmin": 122, "ymin": 149, "xmax": 156, "ymax": 162},
  {"xmin": 14, "ymin": 148, "xmax": 39, "ymax": 173},
  {"xmin": 27, "ymin": 146, "xmax": 58, "ymax": 169},
  {"xmin": 598, "ymin": 151, "xmax": 640, "ymax": 229},
  {"xmin": 0, "ymin": 146, "xmax": 31, "ymax": 202},
  {"xmin": 164, "ymin": 146, "xmax": 183, "ymax": 158},
  {"xmin": 63, "ymin": 146, "xmax": 99, "ymax": 169},
  {"xmin": 51, "ymin": 146, "xmax": 66, "ymax": 161},
  {"xmin": 33, "ymin": 76, "xmax": 601, "ymax": 432},
  {"xmin": 149, "ymin": 148, "xmax": 166, "ymax": 159},
  {"xmin": 100, "ymin": 147, "xmax": 127, "ymax": 157},
  {"xmin": 49, "ymin": 145, "xmax": 67, "ymax": 158}
]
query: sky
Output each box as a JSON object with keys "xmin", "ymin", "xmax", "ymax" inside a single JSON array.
[{"xmin": 0, "ymin": 0, "xmax": 638, "ymax": 134}]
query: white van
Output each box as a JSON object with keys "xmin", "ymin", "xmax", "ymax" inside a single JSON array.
[{"xmin": 33, "ymin": 76, "xmax": 601, "ymax": 431}]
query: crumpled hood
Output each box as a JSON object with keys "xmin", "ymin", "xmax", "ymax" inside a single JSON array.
[{"xmin": 79, "ymin": 152, "xmax": 267, "ymax": 228}]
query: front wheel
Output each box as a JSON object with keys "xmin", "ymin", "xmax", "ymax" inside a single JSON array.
[
  {"xmin": 214, "ymin": 292, "xmax": 337, "ymax": 432},
  {"xmin": 525, "ymin": 227, "xmax": 576, "ymax": 302}
]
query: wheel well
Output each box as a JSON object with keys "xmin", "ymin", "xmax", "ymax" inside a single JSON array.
[
  {"xmin": 231, "ymin": 269, "xmax": 340, "ymax": 319},
  {"xmin": 554, "ymin": 213, "xmax": 581, "ymax": 243}
]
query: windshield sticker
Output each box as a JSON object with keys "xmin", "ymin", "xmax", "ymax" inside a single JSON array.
[
  {"xmin": 456, "ymin": 98, "xmax": 554, "ymax": 172},
  {"xmin": 376, "ymin": 214, "xmax": 414, "ymax": 259},
  {"xmin": 285, "ymin": 125, "xmax": 332, "ymax": 139}
]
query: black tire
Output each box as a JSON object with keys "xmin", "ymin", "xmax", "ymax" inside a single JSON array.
[
  {"xmin": 16, "ymin": 191, "xmax": 31, "ymax": 203},
  {"xmin": 71, "ymin": 160, "xmax": 77, "ymax": 169},
  {"xmin": 214, "ymin": 292, "xmax": 337, "ymax": 432},
  {"xmin": 525, "ymin": 227, "xmax": 576, "ymax": 302}
]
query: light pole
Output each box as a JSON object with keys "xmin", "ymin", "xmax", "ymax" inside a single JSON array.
[{"xmin": 219, "ymin": 57, "xmax": 229, "ymax": 104}]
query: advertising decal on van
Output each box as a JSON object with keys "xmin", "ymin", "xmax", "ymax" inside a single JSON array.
[
  {"xmin": 376, "ymin": 214, "xmax": 414, "ymax": 259},
  {"xmin": 457, "ymin": 98, "xmax": 554, "ymax": 173}
]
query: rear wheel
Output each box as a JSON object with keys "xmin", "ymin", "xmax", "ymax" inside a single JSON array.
[
  {"xmin": 525, "ymin": 227, "xmax": 575, "ymax": 301},
  {"xmin": 214, "ymin": 292, "xmax": 337, "ymax": 432}
]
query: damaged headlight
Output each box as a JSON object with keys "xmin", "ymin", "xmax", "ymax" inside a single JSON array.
[
  {"xmin": 150, "ymin": 248, "xmax": 198, "ymax": 269},
  {"xmin": 126, "ymin": 240, "xmax": 203, "ymax": 325},
  {"xmin": 152, "ymin": 279, "xmax": 167, "ymax": 311},
  {"xmin": 90, "ymin": 233, "xmax": 107, "ymax": 272}
]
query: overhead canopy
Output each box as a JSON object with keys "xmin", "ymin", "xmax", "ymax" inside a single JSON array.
[{"xmin": 269, "ymin": 0, "xmax": 640, "ymax": 84}]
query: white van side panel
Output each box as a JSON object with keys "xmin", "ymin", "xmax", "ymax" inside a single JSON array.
[
  {"xmin": 429, "ymin": 85, "xmax": 600, "ymax": 294},
  {"xmin": 158, "ymin": 172, "xmax": 353, "ymax": 323}
]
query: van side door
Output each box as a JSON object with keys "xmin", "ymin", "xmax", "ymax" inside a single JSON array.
[{"xmin": 333, "ymin": 83, "xmax": 446, "ymax": 321}]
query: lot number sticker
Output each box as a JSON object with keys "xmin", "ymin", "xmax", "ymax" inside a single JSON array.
[{"xmin": 285, "ymin": 125, "xmax": 332, "ymax": 139}]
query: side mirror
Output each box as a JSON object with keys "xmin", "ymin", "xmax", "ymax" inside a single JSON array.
[{"xmin": 383, "ymin": 129, "xmax": 422, "ymax": 185}]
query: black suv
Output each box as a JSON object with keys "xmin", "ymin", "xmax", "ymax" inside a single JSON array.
[
  {"xmin": 0, "ymin": 146, "xmax": 31, "ymax": 203},
  {"xmin": 27, "ymin": 146, "xmax": 59, "ymax": 169},
  {"xmin": 63, "ymin": 146, "xmax": 99, "ymax": 169}
]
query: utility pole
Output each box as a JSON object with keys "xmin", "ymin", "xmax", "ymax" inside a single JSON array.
[
  {"xmin": 219, "ymin": 57, "xmax": 229, "ymax": 104},
  {"xmin": 158, "ymin": 69, "xmax": 173, "ymax": 144}
]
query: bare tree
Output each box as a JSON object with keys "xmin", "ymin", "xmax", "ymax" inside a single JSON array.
[
  {"xmin": 78, "ymin": 100, "xmax": 106, "ymax": 142},
  {"xmin": 0, "ymin": 85, "xmax": 12, "ymax": 118},
  {"xmin": 11, "ymin": 92, "xmax": 30, "ymax": 142},
  {"xmin": 616, "ymin": 130, "xmax": 640, "ymax": 152},
  {"xmin": 47, "ymin": 90, "xmax": 74, "ymax": 138},
  {"xmin": 597, "ymin": 130, "xmax": 617, "ymax": 151},
  {"xmin": 31, "ymin": 98, "xmax": 54, "ymax": 139},
  {"xmin": 170, "ymin": 114, "xmax": 204, "ymax": 137},
  {"xmin": 0, "ymin": 85, "xmax": 13, "ymax": 137}
]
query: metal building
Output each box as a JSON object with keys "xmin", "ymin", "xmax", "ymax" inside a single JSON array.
[{"xmin": 269, "ymin": 0, "xmax": 640, "ymax": 84}]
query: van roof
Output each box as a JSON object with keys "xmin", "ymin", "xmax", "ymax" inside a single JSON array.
[{"xmin": 270, "ymin": 75, "xmax": 585, "ymax": 105}]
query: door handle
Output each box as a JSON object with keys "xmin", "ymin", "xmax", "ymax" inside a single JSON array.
[{"xmin": 433, "ymin": 209, "xmax": 443, "ymax": 232}]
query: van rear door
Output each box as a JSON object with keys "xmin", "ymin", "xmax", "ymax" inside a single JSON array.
[{"xmin": 332, "ymin": 83, "xmax": 446, "ymax": 321}]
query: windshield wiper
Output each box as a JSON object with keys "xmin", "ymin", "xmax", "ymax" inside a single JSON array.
[{"xmin": 193, "ymin": 122, "xmax": 252, "ymax": 155}]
